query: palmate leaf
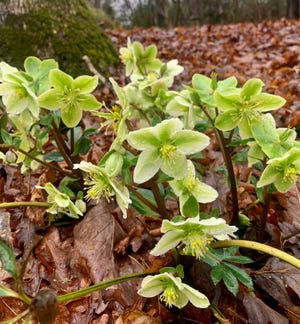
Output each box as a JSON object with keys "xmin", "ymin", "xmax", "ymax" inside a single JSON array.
[
  {"xmin": 203, "ymin": 247, "xmax": 253, "ymax": 295},
  {"xmin": 0, "ymin": 239, "xmax": 17, "ymax": 279}
]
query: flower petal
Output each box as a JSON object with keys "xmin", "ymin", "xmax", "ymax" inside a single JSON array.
[
  {"xmin": 49, "ymin": 69, "xmax": 73, "ymax": 90},
  {"xmin": 126, "ymin": 127, "xmax": 160, "ymax": 150},
  {"xmin": 151, "ymin": 230, "xmax": 185, "ymax": 256},
  {"xmin": 38, "ymin": 89, "xmax": 63, "ymax": 110},
  {"xmin": 182, "ymin": 284, "xmax": 210, "ymax": 308},
  {"xmin": 133, "ymin": 149, "xmax": 161, "ymax": 184},
  {"xmin": 61, "ymin": 105, "xmax": 82, "ymax": 128},
  {"xmin": 74, "ymin": 75, "xmax": 98, "ymax": 93},
  {"xmin": 161, "ymin": 150, "xmax": 187, "ymax": 179},
  {"xmin": 215, "ymin": 110, "xmax": 241, "ymax": 131},
  {"xmin": 253, "ymin": 93, "xmax": 286, "ymax": 112},
  {"xmin": 256, "ymin": 163, "xmax": 281, "ymax": 188},
  {"xmin": 138, "ymin": 275, "xmax": 164, "ymax": 297},
  {"xmin": 173, "ymin": 130, "xmax": 209, "ymax": 154}
]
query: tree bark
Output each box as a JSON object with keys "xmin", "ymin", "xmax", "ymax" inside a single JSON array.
[{"xmin": 286, "ymin": 0, "xmax": 299, "ymax": 19}]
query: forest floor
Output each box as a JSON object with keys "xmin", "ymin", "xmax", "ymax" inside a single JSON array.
[{"xmin": 1, "ymin": 18, "xmax": 300, "ymax": 323}]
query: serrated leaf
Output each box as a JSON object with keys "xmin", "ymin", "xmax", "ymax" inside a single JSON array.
[
  {"xmin": 223, "ymin": 255, "xmax": 253, "ymax": 264},
  {"xmin": 222, "ymin": 267, "xmax": 239, "ymax": 295},
  {"xmin": 210, "ymin": 264, "xmax": 224, "ymax": 285},
  {"xmin": 0, "ymin": 239, "xmax": 17, "ymax": 279},
  {"xmin": 223, "ymin": 262, "xmax": 254, "ymax": 290}
]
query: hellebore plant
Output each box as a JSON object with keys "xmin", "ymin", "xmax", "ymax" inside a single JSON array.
[{"xmin": 0, "ymin": 40, "xmax": 299, "ymax": 323}]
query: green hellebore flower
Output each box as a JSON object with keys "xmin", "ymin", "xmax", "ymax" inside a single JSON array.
[
  {"xmin": 120, "ymin": 39, "xmax": 162, "ymax": 77},
  {"xmin": 151, "ymin": 217, "xmax": 238, "ymax": 259},
  {"xmin": 214, "ymin": 78, "xmax": 286, "ymax": 138},
  {"xmin": 169, "ymin": 160, "xmax": 218, "ymax": 217},
  {"xmin": 74, "ymin": 161, "xmax": 131, "ymax": 218},
  {"xmin": 38, "ymin": 69, "xmax": 100, "ymax": 128},
  {"xmin": 37, "ymin": 183, "xmax": 85, "ymax": 218},
  {"xmin": 257, "ymin": 147, "xmax": 300, "ymax": 193},
  {"xmin": 126, "ymin": 118, "xmax": 210, "ymax": 184},
  {"xmin": 138, "ymin": 272, "xmax": 210, "ymax": 309},
  {"xmin": 0, "ymin": 63, "xmax": 40, "ymax": 118}
]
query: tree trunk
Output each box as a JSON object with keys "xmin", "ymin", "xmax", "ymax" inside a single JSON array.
[{"xmin": 286, "ymin": 0, "xmax": 299, "ymax": 19}]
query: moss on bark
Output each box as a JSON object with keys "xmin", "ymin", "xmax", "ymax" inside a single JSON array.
[{"xmin": 0, "ymin": 0, "xmax": 118, "ymax": 76}]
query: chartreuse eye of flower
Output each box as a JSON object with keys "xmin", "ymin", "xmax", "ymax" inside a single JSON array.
[
  {"xmin": 257, "ymin": 147, "xmax": 300, "ymax": 193},
  {"xmin": 214, "ymin": 78, "xmax": 286, "ymax": 138},
  {"xmin": 38, "ymin": 69, "xmax": 101, "ymax": 128},
  {"xmin": 169, "ymin": 160, "xmax": 218, "ymax": 217},
  {"xmin": 74, "ymin": 159, "xmax": 131, "ymax": 218},
  {"xmin": 37, "ymin": 183, "xmax": 86, "ymax": 218},
  {"xmin": 138, "ymin": 271, "xmax": 210, "ymax": 309},
  {"xmin": 126, "ymin": 118, "xmax": 210, "ymax": 184},
  {"xmin": 151, "ymin": 217, "xmax": 238, "ymax": 259}
]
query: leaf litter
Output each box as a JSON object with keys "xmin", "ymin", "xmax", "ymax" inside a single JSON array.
[{"xmin": 1, "ymin": 18, "xmax": 300, "ymax": 322}]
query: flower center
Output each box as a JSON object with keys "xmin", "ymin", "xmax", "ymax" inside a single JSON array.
[
  {"xmin": 160, "ymin": 144, "xmax": 177, "ymax": 160},
  {"xmin": 160, "ymin": 285, "xmax": 178, "ymax": 307},
  {"xmin": 185, "ymin": 178, "xmax": 196, "ymax": 192},
  {"xmin": 283, "ymin": 166, "xmax": 297, "ymax": 183},
  {"xmin": 182, "ymin": 232, "xmax": 212, "ymax": 259}
]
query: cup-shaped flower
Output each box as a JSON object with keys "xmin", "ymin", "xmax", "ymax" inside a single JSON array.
[
  {"xmin": 250, "ymin": 113, "xmax": 297, "ymax": 160},
  {"xmin": 169, "ymin": 160, "xmax": 218, "ymax": 217},
  {"xmin": 0, "ymin": 63, "xmax": 39, "ymax": 118},
  {"xmin": 120, "ymin": 40, "xmax": 161, "ymax": 76},
  {"xmin": 214, "ymin": 78, "xmax": 286, "ymax": 138},
  {"xmin": 151, "ymin": 217, "xmax": 238, "ymax": 259},
  {"xmin": 37, "ymin": 183, "xmax": 86, "ymax": 218},
  {"xmin": 257, "ymin": 147, "xmax": 300, "ymax": 193},
  {"xmin": 74, "ymin": 161, "xmax": 131, "ymax": 218},
  {"xmin": 38, "ymin": 69, "xmax": 101, "ymax": 128},
  {"xmin": 126, "ymin": 118, "xmax": 210, "ymax": 184},
  {"xmin": 138, "ymin": 272, "xmax": 210, "ymax": 309},
  {"xmin": 192, "ymin": 73, "xmax": 238, "ymax": 107}
]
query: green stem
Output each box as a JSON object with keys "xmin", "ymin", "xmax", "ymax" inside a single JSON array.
[
  {"xmin": 18, "ymin": 148, "xmax": 74, "ymax": 178},
  {"xmin": 0, "ymin": 201, "xmax": 50, "ymax": 209},
  {"xmin": 214, "ymin": 129, "xmax": 239, "ymax": 226},
  {"xmin": 199, "ymin": 106, "xmax": 239, "ymax": 225},
  {"xmin": 146, "ymin": 179, "xmax": 169, "ymax": 219},
  {"xmin": 57, "ymin": 272, "xmax": 151, "ymax": 303},
  {"xmin": 211, "ymin": 240, "xmax": 300, "ymax": 269},
  {"xmin": 128, "ymin": 185, "xmax": 160, "ymax": 215}
]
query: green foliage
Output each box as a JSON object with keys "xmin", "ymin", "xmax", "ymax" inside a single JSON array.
[
  {"xmin": 0, "ymin": 38, "xmax": 299, "ymax": 318},
  {"xmin": 202, "ymin": 247, "xmax": 253, "ymax": 296},
  {"xmin": 0, "ymin": 238, "xmax": 17, "ymax": 279}
]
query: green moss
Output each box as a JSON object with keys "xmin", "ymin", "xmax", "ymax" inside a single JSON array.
[{"xmin": 0, "ymin": 1, "xmax": 118, "ymax": 76}]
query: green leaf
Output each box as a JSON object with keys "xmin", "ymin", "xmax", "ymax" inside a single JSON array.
[
  {"xmin": 221, "ymin": 266, "xmax": 239, "ymax": 295},
  {"xmin": 0, "ymin": 239, "xmax": 17, "ymax": 279},
  {"xmin": 223, "ymin": 263, "xmax": 253, "ymax": 290},
  {"xmin": 210, "ymin": 264, "xmax": 224, "ymax": 285},
  {"xmin": 73, "ymin": 136, "xmax": 91, "ymax": 156}
]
